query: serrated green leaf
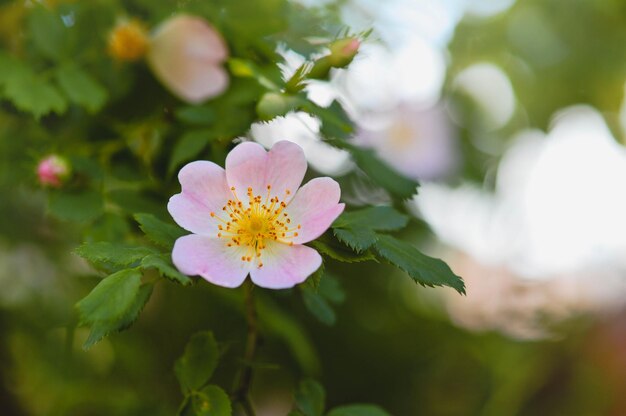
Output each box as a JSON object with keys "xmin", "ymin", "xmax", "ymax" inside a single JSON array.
[
  {"xmin": 334, "ymin": 206, "xmax": 409, "ymax": 231},
  {"xmin": 55, "ymin": 64, "xmax": 107, "ymax": 113},
  {"xmin": 326, "ymin": 404, "xmax": 391, "ymax": 416},
  {"xmin": 347, "ymin": 146, "xmax": 419, "ymax": 199},
  {"xmin": 333, "ymin": 228, "xmax": 378, "ymax": 252},
  {"xmin": 75, "ymin": 242, "xmax": 154, "ymax": 267},
  {"xmin": 76, "ymin": 269, "xmax": 153, "ymax": 349},
  {"xmin": 141, "ymin": 254, "xmax": 191, "ymax": 286},
  {"xmin": 48, "ymin": 190, "xmax": 103, "ymax": 223},
  {"xmin": 295, "ymin": 379, "xmax": 325, "ymax": 416},
  {"xmin": 168, "ymin": 129, "xmax": 216, "ymax": 175},
  {"xmin": 302, "ymin": 290, "xmax": 336, "ymax": 326},
  {"xmin": 178, "ymin": 385, "xmax": 232, "ymax": 416},
  {"xmin": 309, "ymin": 235, "xmax": 376, "ymax": 263},
  {"xmin": 373, "ymin": 234, "xmax": 465, "ymax": 294},
  {"xmin": 28, "ymin": 5, "xmax": 67, "ymax": 61},
  {"xmin": 301, "ymin": 264, "xmax": 324, "ymax": 292},
  {"xmin": 134, "ymin": 213, "xmax": 186, "ymax": 249},
  {"xmin": 175, "ymin": 331, "xmax": 220, "ymax": 394}
]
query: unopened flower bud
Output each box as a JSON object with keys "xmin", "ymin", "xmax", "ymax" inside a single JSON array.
[
  {"xmin": 37, "ymin": 155, "xmax": 71, "ymax": 188},
  {"xmin": 108, "ymin": 19, "xmax": 149, "ymax": 62},
  {"xmin": 328, "ymin": 37, "xmax": 360, "ymax": 68},
  {"xmin": 256, "ymin": 92, "xmax": 301, "ymax": 121}
]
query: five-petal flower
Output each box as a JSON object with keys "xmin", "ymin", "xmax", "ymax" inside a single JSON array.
[{"xmin": 168, "ymin": 141, "xmax": 345, "ymax": 289}]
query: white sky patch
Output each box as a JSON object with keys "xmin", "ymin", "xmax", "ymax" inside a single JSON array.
[{"xmin": 453, "ymin": 62, "xmax": 516, "ymax": 130}]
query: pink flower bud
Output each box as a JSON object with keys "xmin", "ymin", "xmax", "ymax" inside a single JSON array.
[
  {"xmin": 329, "ymin": 37, "xmax": 360, "ymax": 68},
  {"xmin": 147, "ymin": 14, "xmax": 229, "ymax": 103},
  {"xmin": 37, "ymin": 155, "xmax": 71, "ymax": 188}
]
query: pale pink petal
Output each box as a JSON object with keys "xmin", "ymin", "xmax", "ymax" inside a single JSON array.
[
  {"xmin": 168, "ymin": 161, "xmax": 231, "ymax": 235},
  {"xmin": 249, "ymin": 242, "xmax": 321, "ymax": 289},
  {"xmin": 147, "ymin": 15, "xmax": 229, "ymax": 103},
  {"xmin": 225, "ymin": 141, "xmax": 268, "ymax": 198},
  {"xmin": 265, "ymin": 141, "xmax": 307, "ymax": 203},
  {"xmin": 172, "ymin": 234, "xmax": 250, "ymax": 288},
  {"xmin": 225, "ymin": 141, "xmax": 307, "ymax": 203},
  {"xmin": 284, "ymin": 177, "xmax": 345, "ymax": 244}
]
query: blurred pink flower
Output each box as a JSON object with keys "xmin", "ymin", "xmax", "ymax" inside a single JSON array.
[
  {"xmin": 36, "ymin": 155, "xmax": 70, "ymax": 188},
  {"xmin": 168, "ymin": 141, "xmax": 344, "ymax": 289},
  {"xmin": 354, "ymin": 104, "xmax": 458, "ymax": 181},
  {"xmin": 147, "ymin": 14, "xmax": 229, "ymax": 103}
]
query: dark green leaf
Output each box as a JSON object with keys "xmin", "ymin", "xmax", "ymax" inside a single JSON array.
[
  {"xmin": 303, "ymin": 100, "xmax": 353, "ymax": 140},
  {"xmin": 374, "ymin": 234, "xmax": 465, "ymax": 294},
  {"xmin": 3, "ymin": 69, "xmax": 67, "ymax": 118},
  {"xmin": 303, "ymin": 290, "xmax": 336, "ymax": 326},
  {"xmin": 169, "ymin": 129, "xmax": 216, "ymax": 175},
  {"xmin": 141, "ymin": 254, "xmax": 192, "ymax": 286},
  {"xmin": 175, "ymin": 331, "xmax": 220, "ymax": 394},
  {"xmin": 75, "ymin": 242, "xmax": 154, "ymax": 267},
  {"xmin": 333, "ymin": 228, "xmax": 378, "ymax": 252},
  {"xmin": 294, "ymin": 379, "xmax": 325, "ymax": 416},
  {"xmin": 76, "ymin": 269, "xmax": 153, "ymax": 349},
  {"xmin": 134, "ymin": 213, "xmax": 186, "ymax": 249},
  {"xmin": 326, "ymin": 404, "xmax": 391, "ymax": 416},
  {"xmin": 48, "ymin": 190, "xmax": 103, "ymax": 223},
  {"xmin": 347, "ymin": 146, "xmax": 418, "ymax": 199},
  {"xmin": 178, "ymin": 385, "xmax": 232, "ymax": 416},
  {"xmin": 175, "ymin": 106, "xmax": 216, "ymax": 125},
  {"xmin": 55, "ymin": 64, "xmax": 107, "ymax": 113},
  {"xmin": 318, "ymin": 274, "xmax": 345, "ymax": 305},
  {"xmin": 333, "ymin": 206, "xmax": 409, "ymax": 231},
  {"xmin": 309, "ymin": 235, "xmax": 376, "ymax": 263}
]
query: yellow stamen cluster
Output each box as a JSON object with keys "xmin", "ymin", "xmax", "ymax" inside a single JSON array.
[
  {"xmin": 211, "ymin": 185, "xmax": 301, "ymax": 268},
  {"xmin": 107, "ymin": 19, "xmax": 149, "ymax": 62}
]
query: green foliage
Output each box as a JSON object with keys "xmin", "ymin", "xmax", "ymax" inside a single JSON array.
[
  {"xmin": 333, "ymin": 206, "xmax": 410, "ymax": 252},
  {"xmin": 294, "ymin": 379, "xmax": 326, "ymax": 416},
  {"xmin": 168, "ymin": 129, "xmax": 217, "ymax": 175},
  {"xmin": 374, "ymin": 234, "xmax": 465, "ymax": 294},
  {"xmin": 27, "ymin": 5, "xmax": 68, "ymax": 61},
  {"xmin": 47, "ymin": 190, "xmax": 104, "ymax": 223},
  {"xmin": 302, "ymin": 290, "xmax": 336, "ymax": 326},
  {"xmin": 326, "ymin": 405, "xmax": 391, "ymax": 416},
  {"xmin": 134, "ymin": 213, "xmax": 186, "ymax": 249},
  {"xmin": 55, "ymin": 64, "xmax": 108, "ymax": 113},
  {"xmin": 175, "ymin": 331, "xmax": 220, "ymax": 394},
  {"xmin": 301, "ymin": 273, "xmax": 345, "ymax": 326},
  {"xmin": 75, "ymin": 242, "xmax": 155, "ymax": 267},
  {"xmin": 76, "ymin": 269, "xmax": 153, "ymax": 349},
  {"xmin": 141, "ymin": 253, "xmax": 192, "ymax": 286},
  {"xmin": 310, "ymin": 234, "xmax": 377, "ymax": 263},
  {"xmin": 178, "ymin": 385, "xmax": 232, "ymax": 416}
]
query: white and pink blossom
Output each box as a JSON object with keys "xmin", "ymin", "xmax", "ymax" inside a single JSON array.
[{"xmin": 168, "ymin": 141, "xmax": 344, "ymax": 289}]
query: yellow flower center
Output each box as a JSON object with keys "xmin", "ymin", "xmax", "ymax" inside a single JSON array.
[
  {"xmin": 107, "ymin": 20, "xmax": 149, "ymax": 62},
  {"xmin": 210, "ymin": 185, "xmax": 301, "ymax": 268}
]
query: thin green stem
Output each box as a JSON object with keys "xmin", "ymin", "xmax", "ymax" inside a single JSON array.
[{"xmin": 233, "ymin": 280, "xmax": 259, "ymax": 416}]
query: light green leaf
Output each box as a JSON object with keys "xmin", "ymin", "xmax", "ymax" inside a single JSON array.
[
  {"xmin": 47, "ymin": 190, "xmax": 103, "ymax": 223},
  {"xmin": 175, "ymin": 331, "xmax": 220, "ymax": 394},
  {"xmin": 3, "ymin": 70, "xmax": 67, "ymax": 118},
  {"xmin": 134, "ymin": 213, "xmax": 186, "ymax": 249},
  {"xmin": 28, "ymin": 5, "xmax": 67, "ymax": 61},
  {"xmin": 55, "ymin": 64, "xmax": 107, "ymax": 113},
  {"xmin": 374, "ymin": 234, "xmax": 465, "ymax": 294},
  {"xmin": 75, "ymin": 242, "xmax": 154, "ymax": 267},
  {"xmin": 302, "ymin": 290, "xmax": 336, "ymax": 326},
  {"xmin": 169, "ymin": 129, "xmax": 216, "ymax": 175},
  {"xmin": 76, "ymin": 269, "xmax": 153, "ymax": 349},
  {"xmin": 294, "ymin": 379, "xmax": 326, "ymax": 416},
  {"xmin": 141, "ymin": 254, "xmax": 192, "ymax": 286},
  {"xmin": 326, "ymin": 404, "xmax": 391, "ymax": 416}
]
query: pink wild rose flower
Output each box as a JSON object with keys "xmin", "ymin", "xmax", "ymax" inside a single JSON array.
[{"xmin": 168, "ymin": 141, "xmax": 345, "ymax": 289}]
